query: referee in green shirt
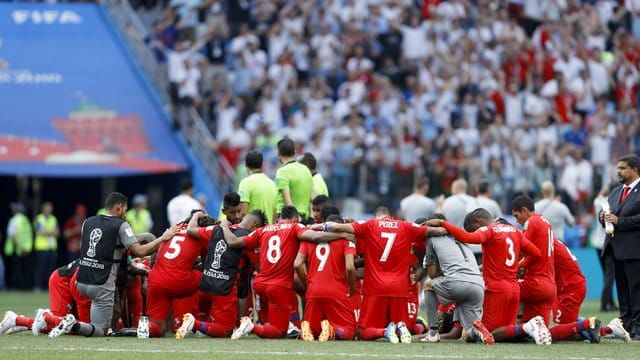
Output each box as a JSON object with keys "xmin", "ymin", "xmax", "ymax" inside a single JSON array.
[
  {"xmin": 299, "ymin": 152, "xmax": 329, "ymax": 198},
  {"xmin": 238, "ymin": 150, "xmax": 278, "ymax": 224},
  {"xmin": 274, "ymin": 138, "xmax": 313, "ymax": 220}
]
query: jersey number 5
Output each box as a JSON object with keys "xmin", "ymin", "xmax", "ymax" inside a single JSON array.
[{"xmin": 164, "ymin": 235, "xmax": 185, "ymax": 260}]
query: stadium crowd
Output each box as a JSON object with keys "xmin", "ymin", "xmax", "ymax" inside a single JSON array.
[{"xmin": 143, "ymin": 0, "xmax": 640, "ymax": 222}]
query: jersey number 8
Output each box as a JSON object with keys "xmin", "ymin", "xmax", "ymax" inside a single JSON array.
[{"xmin": 267, "ymin": 235, "xmax": 282, "ymax": 264}]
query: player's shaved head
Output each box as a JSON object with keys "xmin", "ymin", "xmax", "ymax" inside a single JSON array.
[
  {"xmin": 243, "ymin": 210, "xmax": 267, "ymax": 231},
  {"xmin": 249, "ymin": 210, "xmax": 268, "ymax": 227},
  {"xmin": 540, "ymin": 181, "xmax": 555, "ymax": 198},
  {"xmin": 463, "ymin": 208, "xmax": 492, "ymax": 232},
  {"xmin": 451, "ymin": 178, "xmax": 468, "ymax": 194}
]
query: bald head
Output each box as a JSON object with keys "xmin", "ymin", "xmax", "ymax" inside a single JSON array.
[
  {"xmin": 541, "ymin": 181, "xmax": 555, "ymax": 199},
  {"xmin": 451, "ymin": 178, "xmax": 468, "ymax": 195}
]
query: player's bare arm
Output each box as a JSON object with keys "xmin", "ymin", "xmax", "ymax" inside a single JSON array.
[
  {"xmin": 426, "ymin": 264, "xmax": 441, "ymax": 281},
  {"xmin": 130, "ymin": 226, "xmax": 178, "ymax": 257},
  {"xmin": 520, "ymin": 236, "xmax": 542, "ymax": 257},
  {"xmin": 313, "ymin": 221, "xmax": 355, "ymax": 234},
  {"xmin": 186, "ymin": 211, "xmax": 205, "ymax": 238},
  {"xmin": 439, "ymin": 221, "xmax": 483, "ymax": 244},
  {"xmin": 300, "ymin": 229, "xmax": 355, "ymax": 243},
  {"xmin": 345, "ymin": 253, "xmax": 357, "ymax": 297},
  {"xmin": 294, "ymin": 253, "xmax": 308, "ymax": 291},
  {"xmin": 219, "ymin": 219, "xmax": 245, "ymax": 248},
  {"xmin": 426, "ymin": 226, "xmax": 447, "ymax": 237}
]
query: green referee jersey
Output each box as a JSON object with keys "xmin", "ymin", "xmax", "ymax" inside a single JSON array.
[
  {"xmin": 275, "ymin": 161, "xmax": 313, "ymax": 216},
  {"xmin": 238, "ymin": 172, "xmax": 278, "ymax": 224},
  {"xmin": 312, "ymin": 172, "xmax": 329, "ymax": 197}
]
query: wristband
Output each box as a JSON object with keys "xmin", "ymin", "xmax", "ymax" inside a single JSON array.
[{"xmin": 323, "ymin": 223, "xmax": 329, "ymax": 232}]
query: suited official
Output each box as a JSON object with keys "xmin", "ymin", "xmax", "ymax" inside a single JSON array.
[{"xmin": 600, "ymin": 154, "xmax": 640, "ymax": 339}]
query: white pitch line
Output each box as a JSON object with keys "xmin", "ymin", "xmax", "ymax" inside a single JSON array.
[{"xmin": 3, "ymin": 346, "xmax": 608, "ymax": 360}]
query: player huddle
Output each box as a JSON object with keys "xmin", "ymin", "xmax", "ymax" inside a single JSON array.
[{"xmin": 0, "ymin": 139, "xmax": 633, "ymax": 344}]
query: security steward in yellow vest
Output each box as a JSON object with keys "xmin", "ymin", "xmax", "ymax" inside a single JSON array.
[{"xmin": 33, "ymin": 201, "xmax": 59, "ymax": 291}]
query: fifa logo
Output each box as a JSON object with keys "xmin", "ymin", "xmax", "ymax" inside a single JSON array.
[
  {"xmin": 88, "ymin": 228, "xmax": 102, "ymax": 257},
  {"xmin": 211, "ymin": 240, "xmax": 227, "ymax": 269}
]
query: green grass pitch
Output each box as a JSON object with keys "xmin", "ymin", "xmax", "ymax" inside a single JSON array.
[{"xmin": 0, "ymin": 291, "xmax": 638, "ymax": 359}]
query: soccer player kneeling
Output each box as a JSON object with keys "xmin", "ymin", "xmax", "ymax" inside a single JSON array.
[{"xmin": 294, "ymin": 214, "xmax": 358, "ymax": 341}]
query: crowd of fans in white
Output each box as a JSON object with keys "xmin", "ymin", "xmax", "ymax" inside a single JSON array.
[{"xmin": 143, "ymin": 0, "xmax": 640, "ymax": 224}]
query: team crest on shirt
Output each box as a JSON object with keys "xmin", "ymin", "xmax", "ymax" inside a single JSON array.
[{"xmin": 125, "ymin": 228, "xmax": 134, "ymax": 237}]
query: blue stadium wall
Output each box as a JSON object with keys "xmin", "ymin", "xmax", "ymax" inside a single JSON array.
[{"xmin": 0, "ymin": 3, "xmax": 221, "ymax": 215}]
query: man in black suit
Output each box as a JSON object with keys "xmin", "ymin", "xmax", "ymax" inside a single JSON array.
[{"xmin": 601, "ymin": 154, "xmax": 640, "ymax": 339}]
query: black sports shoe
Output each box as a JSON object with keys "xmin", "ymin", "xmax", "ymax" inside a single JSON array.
[
  {"xmin": 108, "ymin": 327, "xmax": 139, "ymax": 337},
  {"xmin": 438, "ymin": 309, "xmax": 454, "ymax": 334},
  {"xmin": 582, "ymin": 317, "xmax": 601, "ymax": 344}
]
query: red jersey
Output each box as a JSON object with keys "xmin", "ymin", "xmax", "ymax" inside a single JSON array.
[
  {"xmin": 522, "ymin": 214, "xmax": 555, "ymax": 282},
  {"xmin": 299, "ymin": 239, "xmax": 356, "ymax": 299},
  {"xmin": 352, "ymin": 217, "xmax": 426, "ymax": 297},
  {"xmin": 476, "ymin": 223, "xmax": 526, "ymax": 293},
  {"xmin": 151, "ymin": 228, "xmax": 209, "ymax": 284},
  {"xmin": 243, "ymin": 220, "xmax": 305, "ymax": 288},
  {"xmin": 553, "ymin": 239, "xmax": 585, "ymax": 291},
  {"xmin": 407, "ymin": 281, "xmax": 419, "ymax": 323},
  {"xmin": 442, "ymin": 221, "xmax": 541, "ymax": 293}
]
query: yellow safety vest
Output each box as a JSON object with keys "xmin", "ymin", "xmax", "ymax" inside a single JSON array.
[
  {"xmin": 4, "ymin": 214, "xmax": 33, "ymax": 256},
  {"xmin": 34, "ymin": 214, "xmax": 58, "ymax": 251},
  {"xmin": 126, "ymin": 208, "xmax": 152, "ymax": 234}
]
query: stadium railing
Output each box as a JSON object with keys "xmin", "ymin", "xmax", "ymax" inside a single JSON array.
[{"xmin": 99, "ymin": 0, "xmax": 236, "ymax": 195}]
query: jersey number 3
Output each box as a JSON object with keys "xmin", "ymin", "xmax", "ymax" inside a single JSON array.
[{"xmin": 505, "ymin": 237, "xmax": 515, "ymax": 266}]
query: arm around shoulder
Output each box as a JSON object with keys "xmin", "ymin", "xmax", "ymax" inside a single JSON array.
[{"xmin": 129, "ymin": 226, "xmax": 178, "ymax": 257}]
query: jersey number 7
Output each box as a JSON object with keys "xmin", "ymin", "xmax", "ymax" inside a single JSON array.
[{"xmin": 380, "ymin": 232, "xmax": 397, "ymax": 262}]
